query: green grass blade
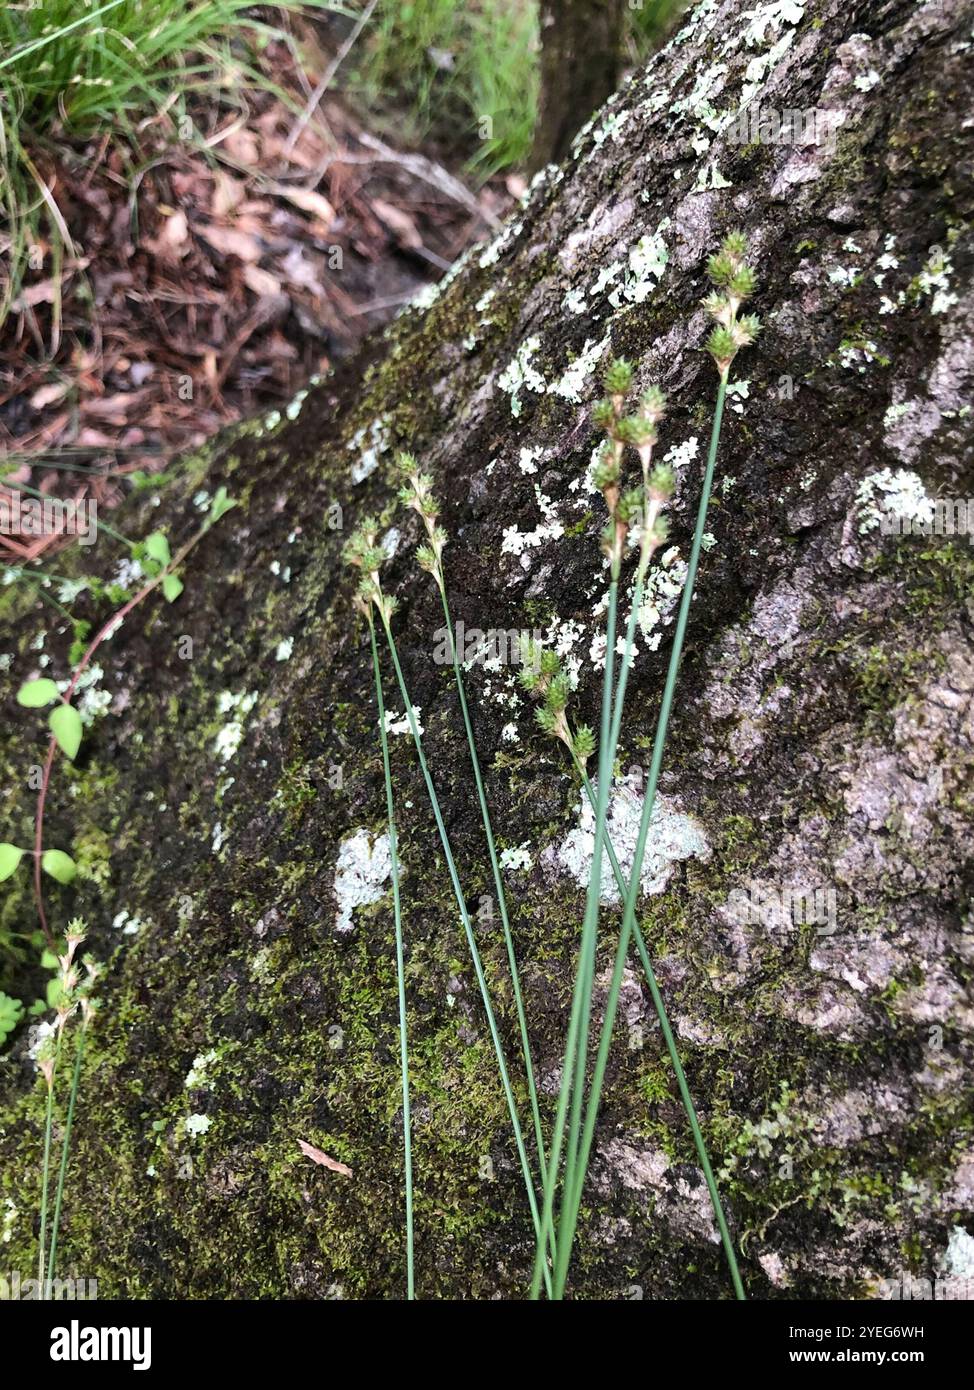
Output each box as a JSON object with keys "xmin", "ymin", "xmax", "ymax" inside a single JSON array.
[
  {"xmin": 37, "ymin": 1026, "xmax": 64, "ymax": 1295},
  {"xmin": 368, "ymin": 613, "xmax": 415, "ymax": 1300},
  {"xmin": 531, "ymin": 577, "xmax": 618, "ymax": 1299},
  {"xmin": 45, "ymin": 1021, "xmax": 86, "ymax": 1284},
  {"xmin": 378, "ymin": 614, "xmax": 554, "ymax": 1298},
  {"xmin": 437, "ymin": 582, "xmax": 558, "ymax": 1270},
  {"xmin": 553, "ymin": 374, "xmax": 745, "ymax": 1299}
]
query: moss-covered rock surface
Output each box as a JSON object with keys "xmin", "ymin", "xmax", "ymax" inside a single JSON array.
[{"xmin": 1, "ymin": 0, "xmax": 972, "ymax": 1299}]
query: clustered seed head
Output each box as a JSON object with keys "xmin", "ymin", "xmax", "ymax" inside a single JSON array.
[
  {"xmin": 345, "ymin": 518, "xmax": 397, "ymax": 622},
  {"xmin": 397, "ymin": 451, "xmax": 447, "ymax": 583},
  {"xmin": 519, "ymin": 641, "xmax": 596, "ymax": 767},
  {"xmin": 37, "ymin": 919, "xmax": 99, "ymax": 1087},
  {"xmin": 703, "ymin": 230, "xmax": 761, "ymax": 377},
  {"xmin": 591, "ymin": 360, "xmax": 672, "ymax": 577}
]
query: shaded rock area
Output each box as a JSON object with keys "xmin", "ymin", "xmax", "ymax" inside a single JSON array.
[{"xmin": 1, "ymin": 0, "xmax": 972, "ymax": 1299}]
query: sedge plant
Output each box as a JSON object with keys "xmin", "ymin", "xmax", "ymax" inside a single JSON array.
[
  {"xmin": 527, "ymin": 356, "xmax": 673, "ymax": 1298},
  {"xmin": 1, "ymin": 486, "xmax": 237, "ymax": 1288},
  {"xmin": 395, "ymin": 453, "xmax": 556, "ymax": 1262},
  {"xmin": 534, "ymin": 231, "xmax": 760, "ymax": 1299},
  {"xmin": 34, "ymin": 919, "xmax": 100, "ymax": 1296},
  {"xmin": 345, "ymin": 517, "xmax": 555, "ymax": 1294},
  {"xmin": 345, "ymin": 569, "xmax": 415, "ymax": 1299}
]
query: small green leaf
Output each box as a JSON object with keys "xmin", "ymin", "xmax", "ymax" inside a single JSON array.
[
  {"xmin": 0, "ymin": 843, "xmax": 24, "ymax": 882},
  {"xmin": 209, "ymin": 486, "xmax": 235, "ymax": 522},
  {"xmin": 49, "ymin": 703, "xmax": 83, "ymax": 760},
  {"xmin": 41, "ymin": 849, "xmax": 77, "ymax": 885},
  {"xmin": 144, "ymin": 531, "xmax": 171, "ymax": 566},
  {"xmin": 40, "ymin": 948, "xmax": 60, "ymax": 970},
  {"xmin": 0, "ymin": 991, "xmax": 24, "ymax": 1043},
  {"xmin": 162, "ymin": 573, "xmax": 184, "ymax": 602},
  {"xmin": 46, "ymin": 977, "xmax": 63, "ymax": 1009},
  {"xmin": 17, "ymin": 678, "xmax": 59, "ymax": 708}
]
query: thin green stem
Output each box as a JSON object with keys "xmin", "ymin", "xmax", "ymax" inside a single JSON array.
[
  {"xmin": 531, "ymin": 575, "xmax": 618, "ymax": 1299},
  {"xmin": 570, "ymin": 761, "xmax": 742, "ymax": 1300},
  {"xmin": 437, "ymin": 580, "xmax": 558, "ymax": 1269},
  {"xmin": 557, "ymin": 572, "xmax": 645, "ymax": 1232},
  {"xmin": 553, "ymin": 374, "xmax": 745, "ymax": 1300},
  {"xmin": 37, "ymin": 1026, "xmax": 64, "ymax": 1293},
  {"xmin": 378, "ymin": 613, "xmax": 553, "ymax": 1298},
  {"xmin": 561, "ymin": 577, "xmax": 619, "ymax": 1212},
  {"xmin": 46, "ymin": 1021, "xmax": 86, "ymax": 1285},
  {"xmin": 368, "ymin": 614, "xmax": 414, "ymax": 1300}
]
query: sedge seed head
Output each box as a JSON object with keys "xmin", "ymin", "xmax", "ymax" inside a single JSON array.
[
  {"xmin": 592, "ymin": 398, "xmax": 616, "ymax": 432},
  {"xmin": 648, "ymin": 463, "xmax": 675, "ymax": 500},
  {"xmin": 545, "ymin": 672, "xmax": 571, "ymax": 713},
  {"xmin": 618, "ymin": 487, "xmax": 645, "ymax": 526},
  {"xmin": 722, "ymin": 229, "xmax": 748, "ymax": 260},
  {"xmin": 619, "ymin": 414, "xmax": 657, "ymax": 448},
  {"xmin": 592, "ymin": 456, "xmax": 621, "ymax": 492},
  {"xmin": 639, "ymin": 385, "xmax": 667, "ymax": 422},
  {"xmin": 706, "ymin": 325, "xmax": 737, "ymax": 367},
  {"xmin": 539, "ymin": 647, "xmax": 561, "ymax": 678},
  {"xmin": 535, "ymin": 704, "xmax": 558, "ymax": 736},
  {"xmin": 735, "ymin": 313, "xmax": 762, "ymax": 347},
  {"xmin": 648, "ymin": 515, "xmax": 670, "ymax": 547},
  {"xmin": 728, "ymin": 264, "xmax": 756, "ymax": 300},
  {"xmin": 702, "ymin": 291, "xmax": 731, "ymax": 325},
  {"xmin": 706, "ymin": 251, "xmax": 736, "ymax": 288},
  {"xmin": 602, "ymin": 358, "xmax": 634, "ymax": 396},
  {"xmin": 572, "ymin": 725, "xmax": 595, "ymax": 762}
]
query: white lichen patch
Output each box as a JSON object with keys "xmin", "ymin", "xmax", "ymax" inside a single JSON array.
[
  {"xmin": 348, "ymin": 417, "xmax": 390, "ymax": 484},
  {"xmin": 497, "ymin": 336, "xmax": 546, "ymax": 416},
  {"xmin": 275, "ymin": 637, "xmax": 294, "ymax": 662},
  {"xmin": 2, "ymin": 1198, "xmax": 16, "ymax": 1245},
  {"xmin": 185, "ymin": 1113, "xmax": 211, "ymax": 1137},
  {"xmin": 112, "ymin": 909, "xmax": 146, "ymax": 936},
  {"xmin": 855, "ymin": 469, "xmax": 933, "ymax": 534},
  {"xmin": 550, "ymin": 334, "xmax": 612, "ymax": 402},
  {"xmin": 738, "ymin": 0, "xmax": 805, "ymax": 49},
  {"xmin": 606, "ymin": 223, "xmax": 670, "ymax": 309},
  {"xmin": 941, "ymin": 1225, "xmax": 974, "ymax": 1278},
  {"xmin": 383, "ymin": 707, "xmax": 423, "ymax": 736},
  {"xmin": 637, "ymin": 546, "xmax": 689, "ymax": 649},
  {"xmin": 286, "ymin": 388, "xmax": 308, "ymax": 421},
  {"xmin": 726, "ymin": 380, "xmax": 749, "ymax": 414},
  {"xmin": 501, "ymin": 486, "xmax": 565, "ymax": 557},
  {"xmin": 57, "ymin": 663, "xmax": 111, "ymax": 725},
  {"xmin": 916, "ymin": 243, "xmax": 958, "ymax": 316},
  {"xmin": 185, "ymin": 1049, "xmax": 219, "ymax": 1091},
  {"xmin": 545, "ymin": 774, "xmax": 708, "ymax": 905},
  {"xmin": 500, "ymin": 844, "xmax": 533, "ymax": 872},
  {"xmin": 478, "ymin": 218, "xmax": 523, "ymax": 270},
  {"xmin": 333, "ymin": 828, "xmax": 392, "ymax": 933},
  {"xmin": 854, "ymin": 69, "xmax": 880, "ymax": 91},
  {"xmin": 214, "ymin": 690, "xmax": 258, "ymax": 763}
]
